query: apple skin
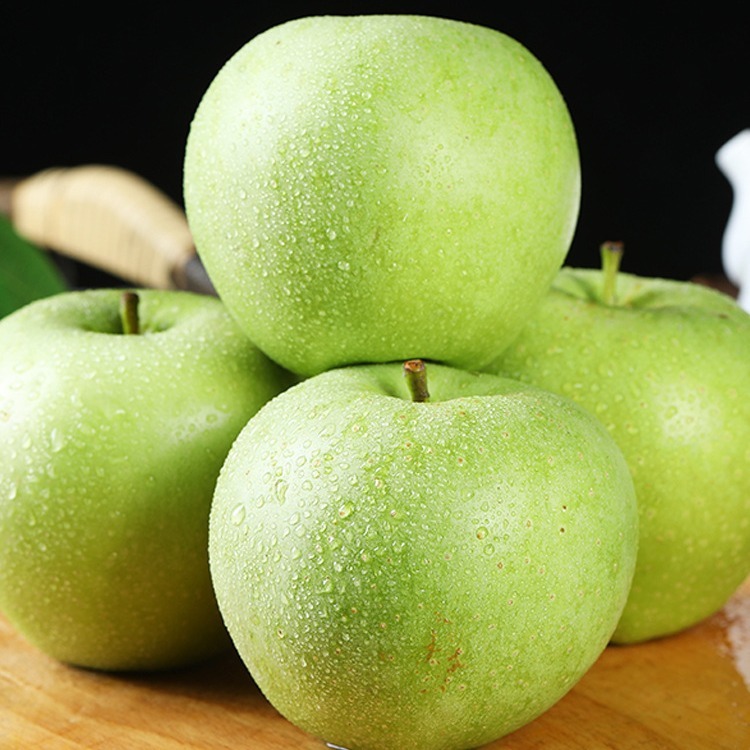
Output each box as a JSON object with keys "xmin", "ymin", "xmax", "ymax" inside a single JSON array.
[
  {"xmin": 0, "ymin": 289, "xmax": 294, "ymax": 671},
  {"xmin": 209, "ymin": 362, "xmax": 638, "ymax": 750},
  {"xmin": 183, "ymin": 15, "xmax": 580, "ymax": 377},
  {"xmin": 485, "ymin": 267, "xmax": 750, "ymax": 643}
]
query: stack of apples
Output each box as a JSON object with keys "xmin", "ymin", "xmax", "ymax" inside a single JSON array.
[{"xmin": 1, "ymin": 15, "xmax": 749, "ymax": 750}]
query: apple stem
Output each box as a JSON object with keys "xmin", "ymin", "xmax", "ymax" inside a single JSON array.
[
  {"xmin": 601, "ymin": 241, "xmax": 624, "ymax": 305},
  {"xmin": 403, "ymin": 359, "xmax": 430, "ymax": 403},
  {"xmin": 120, "ymin": 291, "xmax": 140, "ymax": 335}
]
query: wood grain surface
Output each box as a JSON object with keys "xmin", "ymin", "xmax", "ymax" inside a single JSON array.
[{"xmin": 2, "ymin": 578, "xmax": 749, "ymax": 749}]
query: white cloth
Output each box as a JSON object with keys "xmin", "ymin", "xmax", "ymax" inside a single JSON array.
[{"xmin": 716, "ymin": 129, "xmax": 750, "ymax": 312}]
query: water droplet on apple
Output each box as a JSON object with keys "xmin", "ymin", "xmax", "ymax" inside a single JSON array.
[
  {"xmin": 476, "ymin": 526, "xmax": 488, "ymax": 540},
  {"xmin": 274, "ymin": 479, "xmax": 288, "ymax": 504},
  {"xmin": 230, "ymin": 504, "xmax": 246, "ymax": 526},
  {"xmin": 49, "ymin": 428, "xmax": 65, "ymax": 453}
]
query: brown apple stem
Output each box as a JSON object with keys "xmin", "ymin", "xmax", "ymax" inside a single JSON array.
[
  {"xmin": 601, "ymin": 241, "xmax": 624, "ymax": 305},
  {"xmin": 403, "ymin": 359, "xmax": 430, "ymax": 403},
  {"xmin": 120, "ymin": 291, "xmax": 140, "ymax": 335}
]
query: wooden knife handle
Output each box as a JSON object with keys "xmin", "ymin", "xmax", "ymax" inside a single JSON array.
[{"xmin": 9, "ymin": 165, "xmax": 196, "ymax": 290}]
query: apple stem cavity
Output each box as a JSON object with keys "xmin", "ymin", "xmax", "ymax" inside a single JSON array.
[
  {"xmin": 601, "ymin": 241, "xmax": 624, "ymax": 306},
  {"xmin": 403, "ymin": 359, "xmax": 430, "ymax": 403},
  {"xmin": 120, "ymin": 291, "xmax": 140, "ymax": 335}
]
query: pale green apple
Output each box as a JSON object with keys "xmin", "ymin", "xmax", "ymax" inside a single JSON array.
[
  {"xmin": 183, "ymin": 14, "xmax": 580, "ymax": 377},
  {"xmin": 209, "ymin": 360, "xmax": 638, "ymax": 750},
  {"xmin": 0, "ymin": 289, "xmax": 294, "ymax": 671},
  {"xmin": 486, "ymin": 244, "xmax": 750, "ymax": 643}
]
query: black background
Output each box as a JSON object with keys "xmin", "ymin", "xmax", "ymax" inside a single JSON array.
[{"xmin": 3, "ymin": 4, "xmax": 748, "ymax": 285}]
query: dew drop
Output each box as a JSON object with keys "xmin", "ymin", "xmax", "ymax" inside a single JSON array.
[
  {"xmin": 50, "ymin": 428, "xmax": 65, "ymax": 453},
  {"xmin": 338, "ymin": 503, "xmax": 354, "ymax": 519},
  {"xmin": 230, "ymin": 504, "xmax": 246, "ymax": 526},
  {"xmin": 274, "ymin": 479, "xmax": 288, "ymax": 504}
]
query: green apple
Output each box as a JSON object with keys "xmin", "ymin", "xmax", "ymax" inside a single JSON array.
[
  {"xmin": 0, "ymin": 288, "xmax": 294, "ymax": 671},
  {"xmin": 209, "ymin": 360, "xmax": 638, "ymax": 750},
  {"xmin": 486, "ymin": 243, "xmax": 750, "ymax": 644},
  {"xmin": 183, "ymin": 14, "xmax": 580, "ymax": 377}
]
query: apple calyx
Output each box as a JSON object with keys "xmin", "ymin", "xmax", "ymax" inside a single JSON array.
[
  {"xmin": 120, "ymin": 291, "xmax": 140, "ymax": 335},
  {"xmin": 600, "ymin": 241, "xmax": 624, "ymax": 306},
  {"xmin": 403, "ymin": 359, "xmax": 430, "ymax": 403}
]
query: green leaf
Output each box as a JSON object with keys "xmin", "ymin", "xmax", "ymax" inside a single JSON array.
[{"xmin": 0, "ymin": 214, "xmax": 68, "ymax": 318}]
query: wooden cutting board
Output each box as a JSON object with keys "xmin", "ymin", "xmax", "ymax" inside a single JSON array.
[{"xmin": 1, "ymin": 577, "xmax": 749, "ymax": 749}]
